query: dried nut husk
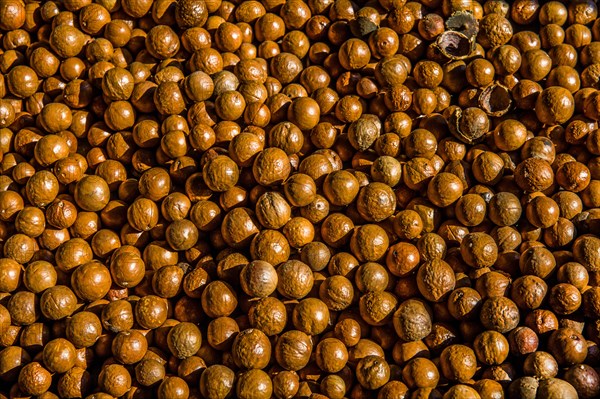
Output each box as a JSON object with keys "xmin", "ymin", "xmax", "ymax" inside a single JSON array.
[
  {"xmin": 446, "ymin": 11, "xmax": 479, "ymax": 39},
  {"xmin": 434, "ymin": 31, "xmax": 474, "ymax": 60},
  {"xmin": 478, "ymin": 84, "xmax": 512, "ymax": 117},
  {"xmin": 350, "ymin": 17, "xmax": 379, "ymax": 37}
]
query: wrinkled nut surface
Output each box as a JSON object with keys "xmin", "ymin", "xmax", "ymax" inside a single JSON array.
[{"xmin": 1, "ymin": 0, "xmax": 600, "ymax": 398}]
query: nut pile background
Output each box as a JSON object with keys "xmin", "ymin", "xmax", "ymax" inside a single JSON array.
[{"xmin": 1, "ymin": 0, "xmax": 600, "ymax": 398}]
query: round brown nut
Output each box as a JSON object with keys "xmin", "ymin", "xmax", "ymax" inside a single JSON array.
[
  {"xmin": 480, "ymin": 296, "xmax": 520, "ymax": 333},
  {"xmin": 417, "ymin": 259, "xmax": 456, "ymax": 302},
  {"xmin": 18, "ymin": 362, "xmax": 52, "ymax": 396},
  {"xmin": 200, "ymin": 365, "xmax": 235, "ymax": 399},
  {"xmin": 427, "ymin": 172, "xmax": 464, "ymax": 208},
  {"xmin": 440, "ymin": 344, "xmax": 477, "ymax": 383},
  {"xmin": 356, "ymin": 182, "xmax": 397, "ymax": 222},
  {"xmin": 356, "ymin": 355, "xmax": 390, "ymax": 390},
  {"xmin": 460, "ymin": 232, "xmax": 498, "ymax": 268},
  {"xmin": 232, "ymin": 328, "xmax": 271, "ymax": 369},
  {"xmin": 473, "ymin": 330, "xmax": 510, "ymax": 366},
  {"xmin": 253, "ymin": 147, "xmax": 291, "ymax": 186},
  {"xmin": 240, "ymin": 260, "xmax": 278, "ymax": 298},
  {"xmin": 393, "ymin": 299, "xmax": 432, "ymax": 342},
  {"xmin": 167, "ymin": 322, "xmax": 202, "ymax": 359}
]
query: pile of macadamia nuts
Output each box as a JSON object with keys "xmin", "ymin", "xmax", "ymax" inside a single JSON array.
[{"xmin": 2, "ymin": 0, "xmax": 600, "ymax": 398}]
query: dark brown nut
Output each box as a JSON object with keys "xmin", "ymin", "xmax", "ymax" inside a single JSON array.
[
  {"xmin": 274, "ymin": 329, "xmax": 313, "ymax": 371},
  {"xmin": 392, "ymin": 210, "xmax": 423, "ymax": 240},
  {"xmin": 0, "ymin": 0, "xmax": 25, "ymax": 31},
  {"xmin": 250, "ymin": 229, "xmax": 290, "ymax": 265},
  {"xmin": 277, "ymin": 259, "xmax": 314, "ymax": 299},
  {"xmin": 229, "ymin": 131, "xmax": 263, "ymax": 167},
  {"xmin": 547, "ymin": 327, "xmax": 587, "ymax": 367},
  {"xmin": 135, "ymin": 295, "xmax": 168, "ymax": 330},
  {"xmin": 202, "ymin": 155, "xmax": 239, "ymax": 193},
  {"xmin": 564, "ymin": 364, "xmax": 600, "ymax": 399},
  {"xmin": 319, "ymin": 274, "xmax": 353, "ymax": 311},
  {"xmin": 287, "ymin": 97, "xmax": 320, "ymax": 130},
  {"xmin": 7, "ymin": 65, "xmax": 38, "ymax": 99},
  {"xmin": 525, "ymin": 350, "xmax": 560, "ymax": 379},
  {"xmin": 444, "ymin": 384, "xmax": 482, "ymax": 399},
  {"xmin": 447, "ymin": 287, "xmax": 481, "ymax": 321},
  {"xmin": 526, "ymin": 196, "xmax": 560, "ymax": 228},
  {"xmin": 22, "ymin": 258, "xmax": 57, "ymax": 294},
  {"xmin": 102, "ymin": 67, "xmax": 135, "ymax": 101},
  {"xmin": 283, "ymin": 173, "xmax": 317, "ymax": 207},
  {"xmin": 221, "ymin": 207, "xmax": 260, "ymax": 249},
  {"xmin": 320, "ymin": 374, "xmax": 348, "ymax": 399},
  {"xmin": 157, "ymin": 376, "xmax": 189, "ymax": 399},
  {"xmin": 56, "ymin": 366, "xmax": 91, "ymax": 398},
  {"xmin": 493, "ymin": 119, "xmax": 528, "ymax": 151},
  {"xmin": 145, "ymin": 25, "xmax": 181, "ymax": 60},
  {"xmin": 283, "ymin": 216, "xmax": 314, "ymax": 248},
  {"xmin": 254, "ymin": 191, "xmax": 291, "ymax": 230},
  {"xmin": 455, "ymin": 194, "xmax": 486, "ymax": 227},
  {"xmin": 154, "ymin": 82, "xmax": 186, "ymax": 116},
  {"xmin": 556, "ymin": 161, "xmax": 591, "ymax": 192},
  {"xmin": 267, "ymin": 122, "xmax": 304, "ymax": 155},
  {"xmin": 321, "ymin": 213, "xmax": 354, "ymax": 248},
  {"xmin": 507, "ymin": 326, "xmax": 539, "ymax": 357},
  {"xmin": 101, "ymin": 299, "xmax": 134, "ymax": 333}
]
